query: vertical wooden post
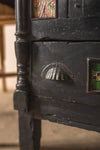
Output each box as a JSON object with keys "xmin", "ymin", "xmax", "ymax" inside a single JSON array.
[
  {"xmin": 14, "ymin": 0, "xmax": 41, "ymax": 150},
  {"xmin": 14, "ymin": 0, "xmax": 31, "ymax": 111},
  {"xmin": 0, "ymin": 25, "xmax": 6, "ymax": 91},
  {"xmin": 14, "ymin": 0, "xmax": 33, "ymax": 149},
  {"xmin": 19, "ymin": 111, "xmax": 36, "ymax": 150}
]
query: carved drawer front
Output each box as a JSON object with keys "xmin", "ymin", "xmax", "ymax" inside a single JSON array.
[{"xmin": 32, "ymin": 42, "xmax": 100, "ymax": 106}]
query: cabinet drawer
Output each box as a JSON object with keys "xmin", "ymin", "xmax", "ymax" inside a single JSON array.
[
  {"xmin": 30, "ymin": 42, "xmax": 100, "ymax": 130},
  {"xmin": 32, "ymin": 42, "xmax": 100, "ymax": 106}
]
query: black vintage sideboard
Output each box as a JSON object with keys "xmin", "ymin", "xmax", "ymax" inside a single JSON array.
[{"xmin": 14, "ymin": 0, "xmax": 100, "ymax": 150}]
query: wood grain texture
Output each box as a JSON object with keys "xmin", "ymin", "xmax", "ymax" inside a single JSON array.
[
  {"xmin": 32, "ymin": 17, "xmax": 100, "ymax": 40},
  {"xmin": 84, "ymin": 0, "xmax": 100, "ymax": 16},
  {"xmin": 57, "ymin": 0, "xmax": 68, "ymax": 18},
  {"xmin": 31, "ymin": 42, "xmax": 100, "ymax": 106},
  {"xmin": 14, "ymin": 1, "xmax": 42, "ymax": 149},
  {"xmin": 68, "ymin": 0, "xmax": 83, "ymax": 17},
  {"xmin": 14, "ymin": 0, "xmax": 100, "ymax": 139},
  {"xmin": 30, "ymin": 41, "xmax": 100, "ymax": 131},
  {"xmin": 68, "ymin": 0, "xmax": 100, "ymax": 17},
  {"xmin": 14, "ymin": 0, "xmax": 32, "ymax": 111},
  {"xmin": 29, "ymin": 96, "xmax": 100, "ymax": 132},
  {"xmin": 19, "ymin": 111, "xmax": 34, "ymax": 150},
  {"xmin": 19, "ymin": 111, "xmax": 41, "ymax": 150}
]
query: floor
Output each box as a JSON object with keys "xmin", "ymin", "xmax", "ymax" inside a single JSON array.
[{"xmin": 0, "ymin": 92, "xmax": 100, "ymax": 150}]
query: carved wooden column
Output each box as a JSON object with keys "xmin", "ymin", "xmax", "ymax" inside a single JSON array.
[
  {"xmin": 14, "ymin": 0, "xmax": 35, "ymax": 150},
  {"xmin": 14, "ymin": 1, "xmax": 41, "ymax": 150},
  {"xmin": 14, "ymin": 0, "xmax": 31, "ymax": 111}
]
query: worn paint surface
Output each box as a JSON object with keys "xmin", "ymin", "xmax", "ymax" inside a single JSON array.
[{"xmin": 14, "ymin": 0, "xmax": 100, "ymax": 141}]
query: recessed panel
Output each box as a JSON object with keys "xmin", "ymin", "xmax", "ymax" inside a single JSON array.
[
  {"xmin": 88, "ymin": 58, "xmax": 100, "ymax": 93},
  {"xmin": 68, "ymin": 0, "xmax": 100, "ymax": 17},
  {"xmin": 33, "ymin": 0, "xmax": 56, "ymax": 18}
]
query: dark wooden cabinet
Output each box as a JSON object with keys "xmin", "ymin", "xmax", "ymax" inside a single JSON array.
[{"xmin": 14, "ymin": 0, "xmax": 100, "ymax": 150}]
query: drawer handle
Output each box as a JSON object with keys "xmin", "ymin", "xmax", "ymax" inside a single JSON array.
[{"xmin": 41, "ymin": 63, "xmax": 74, "ymax": 81}]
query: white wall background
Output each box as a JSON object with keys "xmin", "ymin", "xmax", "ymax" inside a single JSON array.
[{"xmin": 0, "ymin": 25, "xmax": 17, "ymax": 91}]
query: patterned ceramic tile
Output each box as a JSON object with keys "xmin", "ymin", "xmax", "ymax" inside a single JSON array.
[{"xmin": 33, "ymin": 0, "xmax": 56, "ymax": 18}]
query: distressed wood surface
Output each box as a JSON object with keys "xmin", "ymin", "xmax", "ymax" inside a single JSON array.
[
  {"xmin": 19, "ymin": 111, "xmax": 34, "ymax": 150},
  {"xmin": 84, "ymin": 0, "xmax": 100, "ymax": 17},
  {"xmin": 32, "ymin": 0, "xmax": 100, "ymax": 40},
  {"xmin": 31, "ymin": 42, "xmax": 100, "ymax": 106},
  {"xmin": 32, "ymin": 17, "xmax": 100, "ymax": 41},
  {"xmin": 14, "ymin": 0, "xmax": 100, "ymax": 142},
  {"xmin": 14, "ymin": 0, "xmax": 42, "ymax": 150},
  {"xmin": 30, "ymin": 41, "xmax": 100, "ymax": 131},
  {"xmin": 68, "ymin": 0, "xmax": 100, "ymax": 17},
  {"xmin": 29, "ymin": 96, "xmax": 100, "ymax": 132},
  {"xmin": 68, "ymin": 0, "xmax": 83, "ymax": 17},
  {"xmin": 14, "ymin": 0, "xmax": 32, "ymax": 111},
  {"xmin": 19, "ymin": 111, "xmax": 41, "ymax": 150},
  {"xmin": 57, "ymin": 0, "xmax": 68, "ymax": 18}
]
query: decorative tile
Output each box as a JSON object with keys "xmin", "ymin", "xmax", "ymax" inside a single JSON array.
[{"xmin": 33, "ymin": 0, "xmax": 56, "ymax": 18}]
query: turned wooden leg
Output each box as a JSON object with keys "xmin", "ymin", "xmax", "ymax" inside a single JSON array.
[
  {"xmin": 33, "ymin": 119, "xmax": 41, "ymax": 150},
  {"xmin": 19, "ymin": 111, "xmax": 41, "ymax": 150}
]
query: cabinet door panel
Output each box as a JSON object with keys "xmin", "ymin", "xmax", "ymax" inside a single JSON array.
[{"xmin": 69, "ymin": 0, "xmax": 100, "ymax": 17}]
